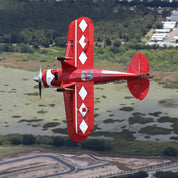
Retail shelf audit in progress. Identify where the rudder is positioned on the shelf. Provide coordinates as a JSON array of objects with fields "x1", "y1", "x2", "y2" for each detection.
[
  {"x1": 127, "y1": 78, "x2": 150, "y2": 100},
  {"x1": 127, "y1": 53, "x2": 149, "y2": 75}
]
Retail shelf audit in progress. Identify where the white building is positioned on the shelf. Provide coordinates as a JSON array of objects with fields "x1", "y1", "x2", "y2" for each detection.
[
  {"x1": 151, "y1": 33, "x2": 168, "y2": 41},
  {"x1": 154, "y1": 29, "x2": 170, "y2": 33},
  {"x1": 162, "y1": 21, "x2": 176, "y2": 29}
]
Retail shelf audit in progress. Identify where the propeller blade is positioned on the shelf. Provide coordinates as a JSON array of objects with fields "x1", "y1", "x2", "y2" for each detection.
[
  {"x1": 39, "y1": 81, "x2": 42, "y2": 98},
  {"x1": 33, "y1": 68, "x2": 43, "y2": 98}
]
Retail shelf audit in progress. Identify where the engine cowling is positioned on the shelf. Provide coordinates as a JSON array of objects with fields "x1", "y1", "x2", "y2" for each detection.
[{"x1": 42, "y1": 69, "x2": 62, "y2": 88}]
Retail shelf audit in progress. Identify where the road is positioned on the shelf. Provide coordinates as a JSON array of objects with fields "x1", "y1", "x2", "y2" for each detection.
[
  {"x1": 0, "y1": 153, "x2": 110, "y2": 178},
  {"x1": 165, "y1": 25, "x2": 178, "y2": 42},
  {"x1": 103, "y1": 161, "x2": 178, "y2": 178},
  {"x1": 1, "y1": 153, "x2": 178, "y2": 178},
  {"x1": 147, "y1": 162, "x2": 178, "y2": 176}
]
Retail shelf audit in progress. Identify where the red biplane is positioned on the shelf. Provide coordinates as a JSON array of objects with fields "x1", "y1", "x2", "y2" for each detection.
[{"x1": 33, "y1": 17, "x2": 152, "y2": 142}]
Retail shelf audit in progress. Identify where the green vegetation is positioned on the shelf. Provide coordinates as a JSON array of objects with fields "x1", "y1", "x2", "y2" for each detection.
[
  {"x1": 48, "y1": 104, "x2": 55, "y2": 107},
  {"x1": 0, "y1": 0, "x2": 157, "y2": 44},
  {"x1": 103, "y1": 119, "x2": 120, "y2": 123},
  {"x1": 120, "y1": 106, "x2": 134, "y2": 112},
  {"x1": 172, "y1": 120, "x2": 178, "y2": 134},
  {"x1": 95, "y1": 46, "x2": 178, "y2": 72},
  {"x1": 129, "y1": 116, "x2": 153, "y2": 124},
  {"x1": 11, "y1": 137, "x2": 22, "y2": 145},
  {"x1": 0, "y1": 1, "x2": 177, "y2": 72},
  {"x1": 162, "y1": 146, "x2": 177, "y2": 157},
  {"x1": 37, "y1": 109, "x2": 48, "y2": 114},
  {"x1": 156, "y1": 116, "x2": 178, "y2": 135},
  {"x1": 52, "y1": 136, "x2": 64, "y2": 147},
  {"x1": 12, "y1": 115, "x2": 21, "y2": 118},
  {"x1": 0, "y1": 133, "x2": 178, "y2": 157},
  {"x1": 120, "y1": 171, "x2": 148, "y2": 178},
  {"x1": 51, "y1": 128, "x2": 68, "y2": 134},
  {"x1": 81, "y1": 139, "x2": 112, "y2": 152},
  {"x1": 0, "y1": 146, "x2": 27, "y2": 156},
  {"x1": 43, "y1": 122, "x2": 60, "y2": 129},
  {"x1": 154, "y1": 171, "x2": 178, "y2": 178},
  {"x1": 22, "y1": 134, "x2": 36, "y2": 145},
  {"x1": 170, "y1": 136, "x2": 178, "y2": 141},
  {"x1": 91, "y1": 129, "x2": 136, "y2": 141},
  {"x1": 24, "y1": 92, "x2": 39, "y2": 96},
  {"x1": 159, "y1": 98, "x2": 178, "y2": 107},
  {"x1": 18, "y1": 118, "x2": 43, "y2": 123},
  {"x1": 157, "y1": 116, "x2": 175, "y2": 123},
  {"x1": 149, "y1": 111, "x2": 162, "y2": 117},
  {"x1": 139, "y1": 126, "x2": 172, "y2": 135}
]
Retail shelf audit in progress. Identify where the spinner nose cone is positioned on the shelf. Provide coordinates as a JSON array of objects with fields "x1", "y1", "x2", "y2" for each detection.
[
  {"x1": 33, "y1": 68, "x2": 42, "y2": 82},
  {"x1": 33, "y1": 75, "x2": 40, "y2": 82}
]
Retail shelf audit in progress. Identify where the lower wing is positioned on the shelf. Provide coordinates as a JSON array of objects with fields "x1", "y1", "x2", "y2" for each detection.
[{"x1": 63, "y1": 81, "x2": 94, "y2": 142}]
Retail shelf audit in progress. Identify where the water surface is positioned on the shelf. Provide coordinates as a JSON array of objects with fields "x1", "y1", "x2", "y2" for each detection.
[{"x1": 0, "y1": 66, "x2": 177, "y2": 142}]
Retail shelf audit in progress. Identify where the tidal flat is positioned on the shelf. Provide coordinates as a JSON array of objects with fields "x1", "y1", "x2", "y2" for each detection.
[{"x1": 0, "y1": 65, "x2": 178, "y2": 142}]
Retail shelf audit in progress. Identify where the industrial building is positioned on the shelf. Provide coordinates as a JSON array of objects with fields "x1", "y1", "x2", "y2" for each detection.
[
  {"x1": 149, "y1": 9, "x2": 178, "y2": 45},
  {"x1": 166, "y1": 9, "x2": 178, "y2": 22}
]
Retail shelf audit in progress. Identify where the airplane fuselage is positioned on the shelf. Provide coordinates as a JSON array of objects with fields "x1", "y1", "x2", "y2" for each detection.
[{"x1": 42, "y1": 68, "x2": 138, "y2": 89}]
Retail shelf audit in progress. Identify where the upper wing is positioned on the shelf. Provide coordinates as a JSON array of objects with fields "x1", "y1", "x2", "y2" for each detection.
[
  {"x1": 62, "y1": 17, "x2": 94, "y2": 71},
  {"x1": 63, "y1": 81, "x2": 94, "y2": 142}
]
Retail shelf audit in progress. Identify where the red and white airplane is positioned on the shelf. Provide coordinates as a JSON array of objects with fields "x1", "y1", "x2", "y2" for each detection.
[{"x1": 33, "y1": 17, "x2": 153, "y2": 142}]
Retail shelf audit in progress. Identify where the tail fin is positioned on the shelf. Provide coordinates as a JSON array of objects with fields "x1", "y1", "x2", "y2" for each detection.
[{"x1": 127, "y1": 53, "x2": 151, "y2": 100}]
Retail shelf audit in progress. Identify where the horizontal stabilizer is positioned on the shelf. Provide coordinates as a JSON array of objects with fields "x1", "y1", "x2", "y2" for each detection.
[{"x1": 127, "y1": 53, "x2": 150, "y2": 100}]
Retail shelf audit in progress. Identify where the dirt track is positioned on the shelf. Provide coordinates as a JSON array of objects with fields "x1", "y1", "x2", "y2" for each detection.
[{"x1": 0, "y1": 156, "x2": 68, "y2": 178}]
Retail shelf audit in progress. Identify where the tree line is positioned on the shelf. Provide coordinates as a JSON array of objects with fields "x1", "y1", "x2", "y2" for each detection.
[
  {"x1": 7, "y1": 134, "x2": 112, "y2": 152},
  {"x1": 0, "y1": 0, "x2": 157, "y2": 46},
  {"x1": 0, "y1": 134, "x2": 176, "y2": 155},
  {"x1": 119, "y1": 0, "x2": 178, "y2": 8}
]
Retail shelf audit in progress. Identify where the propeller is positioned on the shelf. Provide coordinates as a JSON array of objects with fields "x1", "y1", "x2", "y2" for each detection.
[{"x1": 33, "y1": 68, "x2": 42, "y2": 98}]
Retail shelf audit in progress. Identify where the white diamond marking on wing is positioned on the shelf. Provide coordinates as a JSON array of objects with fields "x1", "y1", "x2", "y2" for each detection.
[
  {"x1": 79, "y1": 35, "x2": 86, "y2": 48},
  {"x1": 79, "y1": 51, "x2": 87, "y2": 65},
  {"x1": 79, "y1": 86, "x2": 87, "y2": 100},
  {"x1": 79, "y1": 19, "x2": 88, "y2": 32},
  {"x1": 79, "y1": 103, "x2": 88, "y2": 117},
  {"x1": 79, "y1": 120, "x2": 88, "y2": 134}
]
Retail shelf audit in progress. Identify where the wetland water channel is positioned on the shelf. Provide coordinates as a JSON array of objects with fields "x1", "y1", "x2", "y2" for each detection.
[{"x1": 0, "y1": 65, "x2": 178, "y2": 142}]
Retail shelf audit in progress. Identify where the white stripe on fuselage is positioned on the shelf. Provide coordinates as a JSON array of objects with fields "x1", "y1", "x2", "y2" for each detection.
[{"x1": 101, "y1": 70, "x2": 132, "y2": 75}]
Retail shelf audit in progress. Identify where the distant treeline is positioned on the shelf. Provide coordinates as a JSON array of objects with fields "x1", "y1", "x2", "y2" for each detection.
[
  {"x1": 0, "y1": 0, "x2": 159, "y2": 46},
  {"x1": 119, "y1": 0, "x2": 178, "y2": 8},
  {"x1": 2, "y1": 134, "x2": 112, "y2": 152}
]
